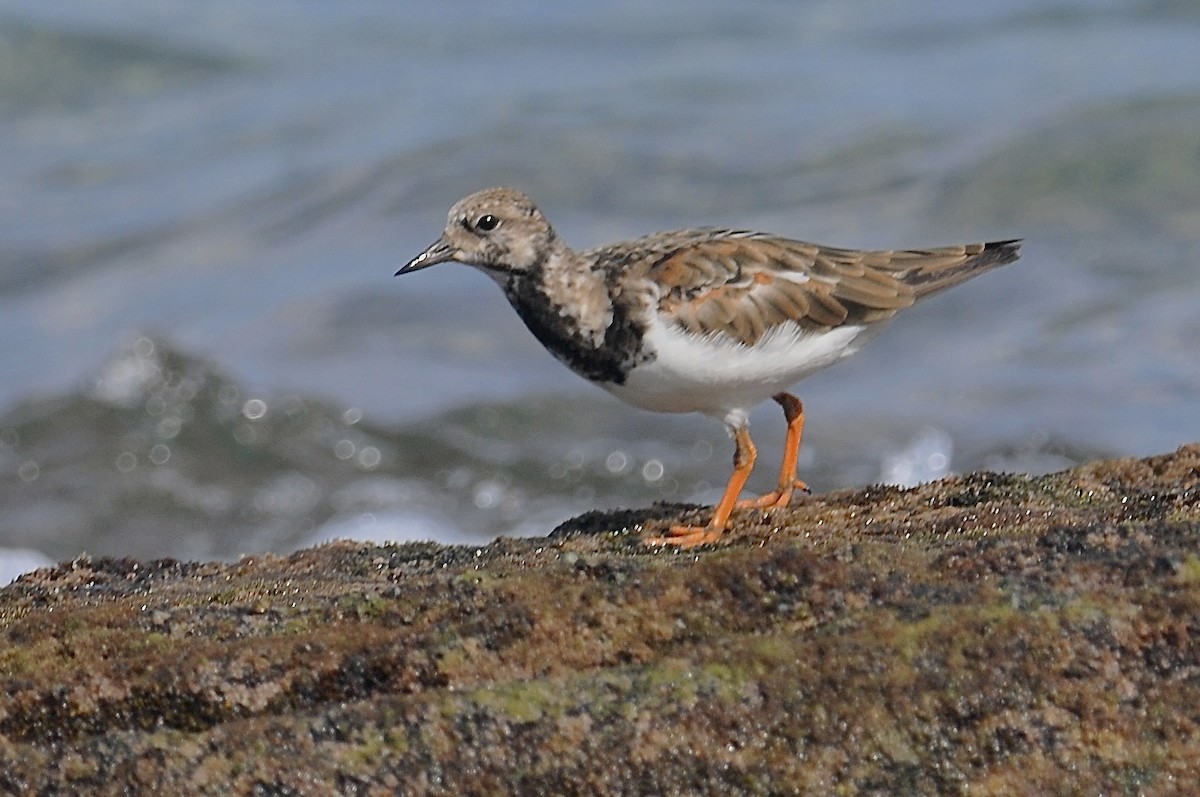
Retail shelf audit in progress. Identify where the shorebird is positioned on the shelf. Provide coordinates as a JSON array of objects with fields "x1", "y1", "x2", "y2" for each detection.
[{"x1": 398, "y1": 187, "x2": 1020, "y2": 547}]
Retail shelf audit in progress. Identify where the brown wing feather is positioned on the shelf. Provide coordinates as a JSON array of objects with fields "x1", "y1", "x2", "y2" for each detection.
[
  {"x1": 647, "y1": 235, "x2": 915, "y2": 346},
  {"x1": 892, "y1": 240, "x2": 1022, "y2": 298},
  {"x1": 610, "y1": 231, "x2": 1020, "y2": 347}
]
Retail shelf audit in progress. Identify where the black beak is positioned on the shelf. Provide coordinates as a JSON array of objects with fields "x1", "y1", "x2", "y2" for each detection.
[{"x1": 396, "y1": 237, "x2": 455, "y2": 276}]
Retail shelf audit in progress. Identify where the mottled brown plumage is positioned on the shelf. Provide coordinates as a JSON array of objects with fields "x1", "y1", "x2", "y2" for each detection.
[
  {"x1": 605, "y1": 232, "x2": 1018, "y2": 347},
  {"x1": 398, "y1": 187, "x2": 1021, "y2": 547}
]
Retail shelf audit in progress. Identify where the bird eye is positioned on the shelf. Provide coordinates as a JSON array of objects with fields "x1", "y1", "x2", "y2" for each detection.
[{"x1": 475, "y1": 214, "x2": 499, "y2": 232}]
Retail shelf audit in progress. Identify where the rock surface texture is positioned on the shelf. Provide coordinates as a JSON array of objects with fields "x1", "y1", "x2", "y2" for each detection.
[{"x1": 2, "y1": 444, "x2": 1199, "y2": 795}]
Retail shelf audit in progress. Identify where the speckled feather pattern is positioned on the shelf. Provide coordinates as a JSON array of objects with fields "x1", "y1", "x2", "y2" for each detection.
[
  {"x1": 592, "y1": 230, "x2": 1016, "y2": 347},
  {"x1": 398, "y1": 187, "x2": 1020, "y2": 545},
  {"x1": 400, "y1": 187, "x2": 1020, "y2": 416}
]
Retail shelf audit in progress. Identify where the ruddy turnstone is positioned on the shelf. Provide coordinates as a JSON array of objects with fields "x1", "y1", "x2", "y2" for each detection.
[{"x1": 398, "y1": 187, "x2": 1020, "y2": 548}]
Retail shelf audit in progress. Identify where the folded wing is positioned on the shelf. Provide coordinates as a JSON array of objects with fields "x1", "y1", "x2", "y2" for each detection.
[{"x1": 629, "y1": 233, "x2": 1019, "y2": 347}]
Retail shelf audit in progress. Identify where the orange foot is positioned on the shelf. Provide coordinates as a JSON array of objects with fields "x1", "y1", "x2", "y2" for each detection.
[
  {"x1": 644, "y1": 426, "x2": 756, "y2": 549},
  {"x1": 644, "y1": 524, "x2": 725, "y2": 549},
  {"x1": 736, "y1": 479, "x2": 811, "y2": 510},
  {"x1": 735, "y1": 393, "x2": 809, "y2": 511}
]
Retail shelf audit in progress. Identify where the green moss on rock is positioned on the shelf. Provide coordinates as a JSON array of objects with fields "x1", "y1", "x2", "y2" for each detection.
[{"x1": 0, "y1": 444, "x2": 1198, "y2": 794}]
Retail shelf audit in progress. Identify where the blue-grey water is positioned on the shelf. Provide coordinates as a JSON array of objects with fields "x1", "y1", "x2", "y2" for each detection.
[{"x1": 2, "y1": 1, "x2": 1199, "y2": 580}]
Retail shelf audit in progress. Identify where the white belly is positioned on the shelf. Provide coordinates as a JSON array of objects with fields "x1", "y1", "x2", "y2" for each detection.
[{"x1": 603, "y1": 316, "x2": 881, "y2": 425}]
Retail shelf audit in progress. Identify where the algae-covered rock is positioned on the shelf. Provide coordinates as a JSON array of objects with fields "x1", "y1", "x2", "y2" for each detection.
[{"x1": 1, "y1": 445, "x2": 1198, "y2": 795}]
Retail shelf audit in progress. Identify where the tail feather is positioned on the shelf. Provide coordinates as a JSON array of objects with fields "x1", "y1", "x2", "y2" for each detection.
[{"x1": 903, "y1": 239, "x2": 1022, "y2": 299}]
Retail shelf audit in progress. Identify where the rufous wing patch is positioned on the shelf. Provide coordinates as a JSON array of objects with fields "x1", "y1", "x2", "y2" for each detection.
[
  {"x1": 652, "y1": 237, "x2": 918, "y2": 346},
  {"x1": 635, "y1": 233, "x2": 1016, "y2": 348}
]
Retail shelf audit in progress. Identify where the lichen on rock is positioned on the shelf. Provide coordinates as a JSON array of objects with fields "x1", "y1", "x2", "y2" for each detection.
[{"x1": 1, "y1": 444, "x2": 1198, "y2": 794}]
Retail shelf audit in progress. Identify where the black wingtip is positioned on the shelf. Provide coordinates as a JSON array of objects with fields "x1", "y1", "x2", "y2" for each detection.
[
  {"x1": 984, "y1": 238, "x2": 1023, "y2": 261},
  {"x1": 903, "y1": 238, "x2": 1022, "y2": 299}
]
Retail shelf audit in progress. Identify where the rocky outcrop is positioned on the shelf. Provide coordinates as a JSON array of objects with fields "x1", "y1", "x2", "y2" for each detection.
[{"x1": 1, "y1": 444, "x2": 1198, "y2": 794}]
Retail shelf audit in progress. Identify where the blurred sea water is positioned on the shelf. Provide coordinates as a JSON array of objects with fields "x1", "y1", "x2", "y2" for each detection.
[{"x1": 2, "y1": 0, "x2": 1199, "y2": 575}]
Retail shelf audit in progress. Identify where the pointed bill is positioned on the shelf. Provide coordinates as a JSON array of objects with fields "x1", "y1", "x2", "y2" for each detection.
[{"x1": 396, "y1": 237, "x2": 455, "y2": 276}]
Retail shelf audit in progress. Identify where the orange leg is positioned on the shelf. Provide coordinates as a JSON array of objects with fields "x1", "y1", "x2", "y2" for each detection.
[
  {"x1": 737, "y1": 393, "x2": 809, "y2": 510},
  {"x1": 645, "y1": 425, "x2": 757, "y2": 548}
]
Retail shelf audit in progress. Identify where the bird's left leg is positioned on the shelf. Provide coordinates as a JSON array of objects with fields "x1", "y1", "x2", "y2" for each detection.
[
  {"x1": 646, "y1": 425, "x2": 757, "y2": 548},
  {"x1": 737, "y1": 392, "x2": 809, "y2": 509}
]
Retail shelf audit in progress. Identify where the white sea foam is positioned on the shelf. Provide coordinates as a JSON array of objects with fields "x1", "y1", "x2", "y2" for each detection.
[
  {"x1": 881, "y1": 427, "x2": 954, "y2": 488},
  {"x1": 304, "y1": 510, "x2": 480, "y2": 548},
  {"x1": 0, "y1": 548, "x2": 56, "y2": 585}
]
